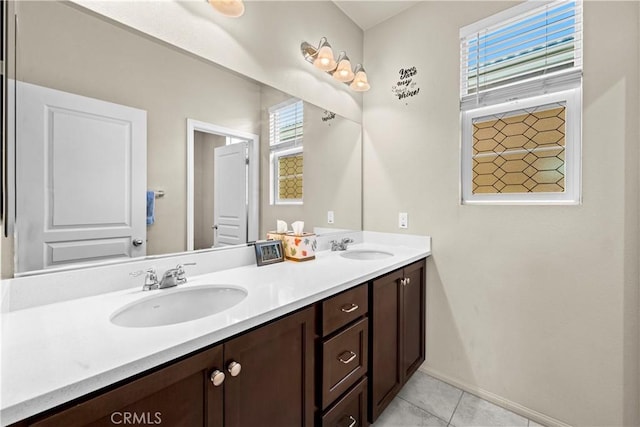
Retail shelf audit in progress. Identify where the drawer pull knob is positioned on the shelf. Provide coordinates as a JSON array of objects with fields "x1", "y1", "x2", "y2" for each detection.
[
  {"x1": 345, "y1": 415, "x2": 357, "y2": 427},
  {"x1": 337, "y1": 351, "x2": 357, "y2": 364},
  {"x1": 210, "y1": 369, "x2": 225, "y2": 386},
  {"x1": 406, "y1": 277, "x2": 411, "y2": 285},
  {"x1": 340, "y1": 303, "x2": 359, "y2": 313},
  {"x1": 228, "y1": 361, "x2": 242, "y2": 377}
]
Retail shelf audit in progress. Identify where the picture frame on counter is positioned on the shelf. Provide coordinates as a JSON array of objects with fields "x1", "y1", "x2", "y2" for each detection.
[{"x1": 254, "y1": 240, "x2": 285, "y2": 266}]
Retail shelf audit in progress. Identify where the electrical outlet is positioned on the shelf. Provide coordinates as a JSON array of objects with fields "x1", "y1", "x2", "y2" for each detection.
[
  {"x1": 399, "y1": 212, "x2": 408, "y2": 229},
  {"x1": 327, "y1": 211, "x2": 335, "y2": 224}
]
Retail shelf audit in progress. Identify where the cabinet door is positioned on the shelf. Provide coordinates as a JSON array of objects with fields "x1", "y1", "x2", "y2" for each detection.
[
  {"x1": 25, "y1": 345, "x2": 224, "y2": 427},
  {"x1": 401, "y1": 260, "x2": 426, "y2": 382},
  {"x1": 369, "y1": 269, "x2": 403, "y2": 422},
  {"x1": 224, "y1": 306, "x2": 316, "y2": 427}
]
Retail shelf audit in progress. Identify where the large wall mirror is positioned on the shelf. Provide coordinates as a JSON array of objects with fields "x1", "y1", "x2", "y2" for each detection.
[{"x1": 3, "y1": 1, "x2": 362, "y2": 276}]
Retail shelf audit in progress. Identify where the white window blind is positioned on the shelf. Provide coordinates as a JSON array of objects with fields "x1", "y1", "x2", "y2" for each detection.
[
  {"x1": 269, "y1": 99, "x2": 304, "y2": 204},
  {"x1": 460, "y1": 0, "x2": 582, "y2": 109},
  {"x1": 269, "y1": 100, "x2": 303, "y2": 147}
]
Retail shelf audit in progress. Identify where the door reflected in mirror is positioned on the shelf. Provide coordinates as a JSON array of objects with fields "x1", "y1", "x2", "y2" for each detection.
[{"x1": 188, "y1": 120, "x2": 259, "y2": 251}]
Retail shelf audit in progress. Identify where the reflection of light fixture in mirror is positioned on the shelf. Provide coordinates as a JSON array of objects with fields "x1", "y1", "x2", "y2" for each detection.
[
  {"x1": 207, "y1": 0, "x2": 245, "y2": 17},
  {"x1": 350, "y1": 64, "x2": 370, "y2": 92},
  {"x1": 300, "y1": 37, "x2": 370, "y2": 91}
]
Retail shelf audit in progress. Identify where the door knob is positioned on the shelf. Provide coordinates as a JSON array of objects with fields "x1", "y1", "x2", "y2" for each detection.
[
  {"x1": 210, "y1": 369, "x2": 225, "y2": 386},
  {"x1": 227, "y1": 361, "x2": 242, "y2": 377},
  {"x1": 132, "y1": 239, "x2": 143, "y2": 247}
]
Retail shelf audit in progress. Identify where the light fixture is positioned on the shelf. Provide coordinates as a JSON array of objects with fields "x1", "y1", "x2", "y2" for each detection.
[
  {"x1": 312, "y1": 38, "x2": 337, "y2": 72},
  {"x1": 350, "y1": 64, "x2": 371, "y2": 92},
  {"x1": 300, "y1": 37, "x2": 370, "y2": 92},
  {"x1": 207, "y1": 0, "x2": 245, "y2": 18},
  {"x1": 333, "y1": 52, "x2": 355, "y2": 83}
]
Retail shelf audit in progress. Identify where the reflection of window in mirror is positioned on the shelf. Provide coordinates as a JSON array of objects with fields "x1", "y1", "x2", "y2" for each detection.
[{"x1": 269, "y1": 100, "x2": 303, "y2": 205}]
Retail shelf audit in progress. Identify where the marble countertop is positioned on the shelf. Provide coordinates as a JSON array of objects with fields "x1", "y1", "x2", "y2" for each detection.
[{"x1": 0, "y1": 241, "x2": 429, "y2": 426}]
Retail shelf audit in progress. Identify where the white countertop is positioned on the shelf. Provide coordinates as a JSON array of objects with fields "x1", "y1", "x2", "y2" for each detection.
[{"x1": 0, "y1": 240, "x2": 429, "y2": 426}]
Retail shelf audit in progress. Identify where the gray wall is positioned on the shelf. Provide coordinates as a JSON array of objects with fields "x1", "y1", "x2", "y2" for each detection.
[
  {"x1": 72, "y1": 0, "x2": 364, "y2": 123},
  {"x1": 362, "y1": 1, "x2": 639, "y2": 425},
  {"x1": 194, "y1": 132, "x2": 226, "y2": 250}
]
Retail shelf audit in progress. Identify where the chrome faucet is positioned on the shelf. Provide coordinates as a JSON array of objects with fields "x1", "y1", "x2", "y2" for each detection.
[
  {"x1": 330, "y1": 237, "x2": 354, "y2": 251},
  {"x1": 130, "y1": 267, "x2": 159, "y2": 291},
  {"x1": 159, "y1": 263, "x2": 196, "y2": 289}
]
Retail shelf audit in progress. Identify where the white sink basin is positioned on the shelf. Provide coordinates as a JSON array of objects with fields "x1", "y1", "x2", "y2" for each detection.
[
  {"x1": 340, "y1": 250, "x2": 394, "y2": 260},
  {"x1": 111, "y1": 285, "x2": 248, "y2": 328}
]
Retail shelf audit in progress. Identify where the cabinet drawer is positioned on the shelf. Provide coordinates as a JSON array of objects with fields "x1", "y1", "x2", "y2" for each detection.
[
  {"x1": 321, "y1": 377, "x2": 368, "y2": 427},
  {"x1": 322, "y1": 284, "x2": 368, "y2": 336},
  {"x1": 321, "y1": 317, "x2": 368, "y2": 409}
]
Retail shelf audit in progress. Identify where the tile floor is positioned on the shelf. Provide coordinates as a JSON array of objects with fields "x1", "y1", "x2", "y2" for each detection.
[{"x1": 372, "y1": 371, "x2": 545, "y2": 427}]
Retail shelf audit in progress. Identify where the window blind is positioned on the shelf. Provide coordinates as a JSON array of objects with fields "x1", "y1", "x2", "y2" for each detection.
[
  {"x1": 269, "y1": 100, "x2": 303, "y2": 147},
  {"x1": 460, "y1": 0, "x2": 582, "y2": 107}
]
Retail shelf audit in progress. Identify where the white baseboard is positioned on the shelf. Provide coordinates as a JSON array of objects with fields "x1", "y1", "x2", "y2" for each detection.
[{"x1": 419, "y1": 366, "x2": 572, "y2": 427}]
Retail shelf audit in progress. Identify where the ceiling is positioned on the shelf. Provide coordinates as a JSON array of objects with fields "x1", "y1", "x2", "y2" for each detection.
[{"x1": 333, "y1": 1, "x2": 419, "y2": 31}]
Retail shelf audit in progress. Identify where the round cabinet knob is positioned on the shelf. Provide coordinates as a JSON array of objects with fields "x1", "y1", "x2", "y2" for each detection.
[
  {"x1": 227, "y1": 361, "x2": 242, "y2": 377},
  {"x1": 210, "y1": 369, "x2": 225, "y2": 386},
  {"x1": 132, "y1": 239, "x2": 143, "y2": 247}
]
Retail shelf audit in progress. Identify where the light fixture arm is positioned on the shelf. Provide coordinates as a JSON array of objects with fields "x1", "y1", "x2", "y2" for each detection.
[{"x1": 301, "y1": 37, "x2": 327, "y2": 64}]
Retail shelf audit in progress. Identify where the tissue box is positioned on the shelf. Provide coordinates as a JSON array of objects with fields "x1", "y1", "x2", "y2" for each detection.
[
  {"x1": 266, "y1": 231, "x2": 287, "y2": 241},
  {"x1": 267, "y1": 232, "x2": 317, "y2": 261}
]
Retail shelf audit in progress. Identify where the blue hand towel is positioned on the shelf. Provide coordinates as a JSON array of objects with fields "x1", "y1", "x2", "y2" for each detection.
[{"x1": 146, "y1": 191, "x2": 155, "y2": 225}]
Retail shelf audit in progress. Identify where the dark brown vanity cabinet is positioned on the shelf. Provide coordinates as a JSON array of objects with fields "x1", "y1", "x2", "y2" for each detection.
[
  {"x1": 224, "y1": 306, "x2": 316, "y2": 427},
  {"x1": 21, "y1": 345, "x2": 224, "y2": 427},
  {"x1": 12, "y1": 258, "x2": 427, "y2": 427},
  {"x1": 369, "y1": 259, "x2": 426, "y2": 422},
  {"x1": 319, "y1": 284, "x2": 369, "y2": 427},
  {"x1": 17, "y1": 306, "x2": 316, "y2": 427}
]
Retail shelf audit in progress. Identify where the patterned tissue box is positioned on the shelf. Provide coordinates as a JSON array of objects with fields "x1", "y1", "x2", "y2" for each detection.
[{"x1": 266, "y1": 232, "x2": 317, "y2": 261}]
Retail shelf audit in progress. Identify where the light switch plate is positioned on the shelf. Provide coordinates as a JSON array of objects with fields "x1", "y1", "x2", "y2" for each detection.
[
  {"x1": 399, "y1": 212, "x2": 408, "y2": 229},
  {"x1": 327, "y1": 211, "x2": 335, "y2": 224}
]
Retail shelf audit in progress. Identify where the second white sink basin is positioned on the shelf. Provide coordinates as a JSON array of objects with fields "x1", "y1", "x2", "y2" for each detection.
[
  {"x1": 340, "y1": 250, "x2": 394, "y2": 260},
  {"x1": 111, "y1": 285, "x2": 248, "y2": 328}
]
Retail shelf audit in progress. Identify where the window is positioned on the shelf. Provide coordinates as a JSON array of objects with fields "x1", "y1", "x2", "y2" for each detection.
[
  {"x1": 460, "y1": 0, "x2": 582, "y2": 204},
  {"x1": 269, "y1": 100, "x2": 303, "y2": 204}
]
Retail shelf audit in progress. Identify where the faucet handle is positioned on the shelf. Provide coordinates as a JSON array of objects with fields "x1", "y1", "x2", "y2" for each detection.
[
  {"x1": 130, "y1": 267, "x2": 156, "y2": 278},
  {"x1": 341, "y1": 237, "x2": 354, "y2": 244},
  {"x1": 176, "y1": 262, "x2": 196, "y2": 282},
  {"x1": 131, "y1": 268, "x2": 159, "y2": 291}
]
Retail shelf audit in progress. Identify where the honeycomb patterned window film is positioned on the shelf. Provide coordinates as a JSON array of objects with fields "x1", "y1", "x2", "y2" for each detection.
[
  {"x1": 278, "y1": 153, "x2": 303, "y2": 200},
  {"x1": 472, "y1": 102, "x2": 566, "y2": 194}
]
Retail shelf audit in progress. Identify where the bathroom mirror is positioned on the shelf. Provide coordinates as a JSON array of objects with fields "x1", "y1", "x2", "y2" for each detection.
[{"x1": 5, "y1": 1, "x2": 362, "y2": 275}]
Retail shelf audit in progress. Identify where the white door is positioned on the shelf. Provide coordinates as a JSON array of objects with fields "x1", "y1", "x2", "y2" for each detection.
[
  {"x1": 16, "y1": 81, "x2": 146, "y2": 273},
  {"x1": 213, "y1": 142, "x2": 248, "y2": 247}
]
